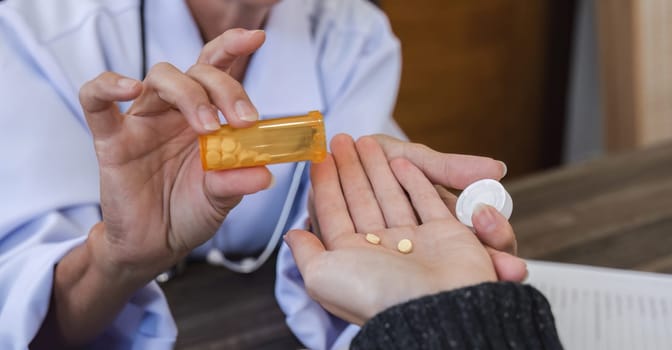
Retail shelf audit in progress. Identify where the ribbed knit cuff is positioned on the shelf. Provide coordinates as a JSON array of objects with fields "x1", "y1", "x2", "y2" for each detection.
[{"x1": 351, "y1": 282, "x2": 563, "y2": 350}]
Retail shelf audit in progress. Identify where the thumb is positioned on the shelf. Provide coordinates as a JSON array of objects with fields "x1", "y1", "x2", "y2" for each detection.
[
  {"x1": 203, "y1": 167, "x2": 273, "y2": 211},
  {"x1": 284, "y1": 229, "x2": 326, "y2": 276}
]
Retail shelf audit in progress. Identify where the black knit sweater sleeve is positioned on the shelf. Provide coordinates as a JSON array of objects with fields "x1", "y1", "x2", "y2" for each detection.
[{"x1": 351, "y1": 282, "x2": 563, "y2": 350}]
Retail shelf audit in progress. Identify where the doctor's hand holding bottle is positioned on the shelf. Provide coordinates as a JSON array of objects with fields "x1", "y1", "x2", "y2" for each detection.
[{"x1": 31, "y1": 29, "x2": 272, "y2": 348}]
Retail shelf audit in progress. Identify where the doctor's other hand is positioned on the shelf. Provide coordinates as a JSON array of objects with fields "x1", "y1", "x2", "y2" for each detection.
[
  {"x1": 79, "y1": 28, "x2": 272, "y2": 281},
  {"x1": 371, "y1": 134, "x2": 526, "y2": 281},
  {"x1": 286, "y1": 151, "x2": 497, "y2": 325}
]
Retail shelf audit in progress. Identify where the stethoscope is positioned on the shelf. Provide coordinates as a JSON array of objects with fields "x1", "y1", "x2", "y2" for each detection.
[{"x1": 140, "y1": 0, "x2": 305, "y2": 275}]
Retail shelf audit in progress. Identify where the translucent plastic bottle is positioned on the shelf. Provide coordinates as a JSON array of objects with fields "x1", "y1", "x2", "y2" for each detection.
[{"x1": 199, "y1": 110, "x2": 327, "y2": 170}]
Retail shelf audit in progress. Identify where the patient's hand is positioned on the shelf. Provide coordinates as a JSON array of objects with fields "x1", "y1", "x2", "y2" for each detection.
[
  {"x1": 306, "y1": 134, "x2": 526, "y2": 282},
  {"x1": 286, "y1": 134, "x2": 502, "y2": 325}
]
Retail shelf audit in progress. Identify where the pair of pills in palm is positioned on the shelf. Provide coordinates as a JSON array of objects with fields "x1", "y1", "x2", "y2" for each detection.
[
  {"x1": 365, "y1": 233, "x2": 413, "y2": 254},
  {"x1": 360, "y1": 180, "x2": 512, "y2": 254}
]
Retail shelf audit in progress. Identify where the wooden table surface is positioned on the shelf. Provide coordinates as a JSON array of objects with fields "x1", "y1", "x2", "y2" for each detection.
[
  {"x1": 160, "y1": 141, "x2": 672, "y2": 349},
  {"x1": 508, "y1": 141, "x2": 672, "y2": 274}
]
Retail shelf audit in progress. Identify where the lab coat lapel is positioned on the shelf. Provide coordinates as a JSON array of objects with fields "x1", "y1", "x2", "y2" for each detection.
[
  {"x1": 145, "y1": 0, "x2": 203, "y2": 74},
  {"x1": 0, "y1": 9, "x2": 86, "y2": 129},
  {"x1": 244, "y1": 0, "x2": 325, "y2": 119}
]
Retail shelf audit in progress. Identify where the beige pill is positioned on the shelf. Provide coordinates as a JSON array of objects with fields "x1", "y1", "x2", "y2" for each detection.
[
  {"x1": 365, "y1": 233, "x2": 381, "y2": 245},
  {"x1": 397, "y1": 239, "x2": 413, "y2": 254},
  {"x1": 220, "y1": 153, "x2": 237, "y2": 167},
  {"x1": 206, "y1": 137, "x2": 221, "y2": 150},
  {"x1": 237, "y1": 149, "x2": 257, "y2": 164},
  {"x1": 220, "y1": 137, "x2": 238, "y2": 153},
  {"x1": 206, "y1": 150, "x2": 221, "y2": 166},
  {"x1": 254, "y1": 153, "x2": 272, "y2": 163}
]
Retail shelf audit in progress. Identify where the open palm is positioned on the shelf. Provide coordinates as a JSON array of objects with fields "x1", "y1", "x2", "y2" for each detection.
[{"x1": 285, "y1": 135, "x2": 497, "y2": 325}]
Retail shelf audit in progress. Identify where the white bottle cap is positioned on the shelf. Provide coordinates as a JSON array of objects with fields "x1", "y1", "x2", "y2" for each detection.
[{"x1": 456, "y1": 179, "x2": 513, "y2": 228}]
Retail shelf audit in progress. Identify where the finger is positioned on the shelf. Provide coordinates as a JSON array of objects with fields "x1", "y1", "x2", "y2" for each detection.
[
  {"x1": 372, "y1": 134, "x2": 507, "y2": 189},
  {"x1": 204, "y1": 166, "x2": 273, "y2": 200},
  {"x1": 356, "y1": 136, "x2": 417, "y2": 227},
  {"x1": 472, "y1": 204, "x2": 517, "y2": 255},
  {"x1": 284, "y1": 229, "x2": 327, "y2": 277},
  {"x1": 435, "y1": 185, "x2": 458, "y2": 216},
  {"x1": 331, "y1": 134, "x2": 386, "y2": 233},
  {"x1": 311, "y1": 154, "x2": 355, "y2": 247},
  {"x1": 198, "y1": 28, "x2": 266, "y2": 70},
  {"x1": 390, "y1": 158, "x2": 453, "y2": 223},
  {"x1": 307, "y1": 189, "x2": 322, "y2": 238},
  {"x1": 487, "y1": 247, "x2": 528, "y2": 282},
  {"x1": 128, "y1": 62, "x2": 221, "y2": 133},
  {"x1": 79, "y1": 72, "x2": 142, "y2": 140},
  {"x1": 187, "y1": 63, "x2": 258, "y2": 126}
]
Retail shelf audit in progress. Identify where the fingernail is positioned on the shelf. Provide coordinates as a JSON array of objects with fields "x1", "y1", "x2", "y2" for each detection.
[
  {"x1": 235, "y1": 100, "x2": 259, "y2": 122},
  {"x1": 249, "y1": 29, "x2": 265, "y2": 35},
  {"x1": 266, "y1": 174, "x2": 276, "y2": 189},
  {"x1": 473, "y1": 203, "x2": 497, "y2": 233},
  {"x1": 117, "y1": 78, "x2": 138, "y2": 89},
  {"x1": 499, "y1": 161, "x2": 508, "y2": 178},
  {"x1": 198, "y1": 105, "x2": 221, "y2": 131}
]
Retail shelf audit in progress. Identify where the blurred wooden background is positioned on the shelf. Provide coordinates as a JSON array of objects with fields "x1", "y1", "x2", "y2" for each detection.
[
  {"x1": 597, "y1": 0, "x2": 672, "y2": 151},
  {"x1": 382, "y1": 1, "x2": 576, "y2": 178}
]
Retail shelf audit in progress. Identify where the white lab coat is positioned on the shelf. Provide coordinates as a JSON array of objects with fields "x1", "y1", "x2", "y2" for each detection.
[{"x1": 0, "y1": 0, "x2": 402, "y2": 348}]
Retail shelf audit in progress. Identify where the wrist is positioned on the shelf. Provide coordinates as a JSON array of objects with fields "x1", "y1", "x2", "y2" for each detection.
[
  {"x1": 86, "y1": 222, "x2": 159, "y2": 288},
  {"x1": 33, "y1": 222, "x2": 156, "y2": 347}
]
